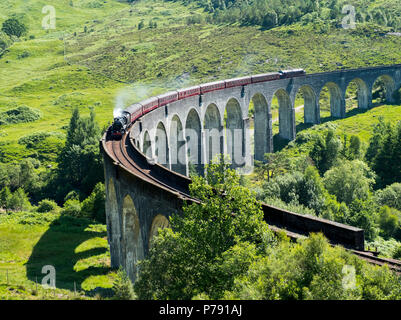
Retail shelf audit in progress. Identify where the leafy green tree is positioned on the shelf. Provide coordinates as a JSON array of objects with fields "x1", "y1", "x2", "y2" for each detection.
[
  {"x1": 367, "y1": 120, "x2": 401, "y2": 188},
  {"x1": 378, "y1": 206, "x2": 400, "y2": 239},
  {"x1": 134, "y1": 155, "x2": 274, "y2": 300},
  {"x1": 347, "y1": 198, "x2": 379, "y2": 241},
  {"x1": 61, "y1": 199, "x2": 81, "y2": 217},
  {"x1": 8, "y1": 188, "x2": 31, "y2": 212},
  {"x1": 262, "y1": 166, "x2": 327, "y2": 215},
  {"x1": 254, "y1": 151, "x2": 290, "y2": 182},
  {"x1": 299, "y1": 166, "x2": 327, "y2": 214},
  {"x1": 0, "y1": 186, "x2": 11, "y2": 211},
  {"x1": 52, "y1": 107, "x2": 103, "y2": 202},
  {"x1": 344, "y1": 135, "x2": 362, "y2": 160},
  {"x1": 310, "y1": 130, "x2": 341, "y2": 175},
  {"x1": 1, "y1": 18, "x2": 27, "y2": 38},
  {"x1": 112, "y1": 267, "x2": 136, "y2": 300},
  {"x1": 323, "y1": 160, "x2": 376, "y2": 206},
  {"x1": 365, "y1": 117, "x2": 391, "y2": 165},
  {"x1": 37, "y1": 199, "x2": 59, "y2": 213},
  {"x1": 375, "y1": 183, "x2": 401, "y2": 211},
  {"x1": 81, "y1": 182, "x2": 106, "y2": 222}
]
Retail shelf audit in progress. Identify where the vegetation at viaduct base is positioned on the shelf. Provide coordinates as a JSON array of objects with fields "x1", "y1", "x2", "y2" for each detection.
[
  {"x1": 134, "y1": 159, "x2": 401, "y2": 300},
  {"x1": 0, "y1": 0, "x2": 401, "y2": 299}
]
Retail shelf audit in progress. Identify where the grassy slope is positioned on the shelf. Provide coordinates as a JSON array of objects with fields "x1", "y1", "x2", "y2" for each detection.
[{"x1": 0, "y1": 212, "x2": 113, "y2": 300}]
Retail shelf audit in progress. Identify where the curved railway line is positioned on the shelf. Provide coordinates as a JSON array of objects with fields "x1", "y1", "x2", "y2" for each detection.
[{"x1": 102, "y1": 130, "x2": 401, "y2": 274}]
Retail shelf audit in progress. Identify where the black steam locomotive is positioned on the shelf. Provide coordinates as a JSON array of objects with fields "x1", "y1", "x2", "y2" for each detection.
[{"x1": 109, "y1": 111, "x2": 131, "y2": 139}]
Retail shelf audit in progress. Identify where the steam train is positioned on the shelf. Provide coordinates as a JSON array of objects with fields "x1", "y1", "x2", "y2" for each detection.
[{"x1": 108, "y1": 69, "x2": 306, "y2": 139}]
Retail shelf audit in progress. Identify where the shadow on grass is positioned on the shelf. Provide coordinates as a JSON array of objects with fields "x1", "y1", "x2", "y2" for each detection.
[{"x1": 25, "y1": 215, "x2": 110, "y2": 292}]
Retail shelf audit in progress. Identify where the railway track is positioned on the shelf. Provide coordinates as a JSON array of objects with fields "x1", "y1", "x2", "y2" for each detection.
[{"x1": 102, "y1": 131, "x2": 401, "y2": 274}]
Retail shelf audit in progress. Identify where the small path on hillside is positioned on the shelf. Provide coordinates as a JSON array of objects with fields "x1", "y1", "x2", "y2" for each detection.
[{"x1": 272, "y1": 104, "x2": 304, "y2": 123}]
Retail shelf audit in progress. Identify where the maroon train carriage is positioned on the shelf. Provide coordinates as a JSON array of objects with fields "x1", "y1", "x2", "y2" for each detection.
[
  {"x1": 251, "y1": 72, "x2": 281, "y2": 84},
  {"x1": 178, "y1": 86, "x2": 201, "y2": 100},
  {"x1": 141, "y1": 97, "x2": 159, "y2": 115},
  {"x1": 158, "y1": 91, "x2": 178, "y2": 107},
  {"x1": 225, "y1": 76, "x2": 252, "y2": 88},
  {"x1": 200, "y1": 80, "x2": 226, "y2": 94},
  {"x1": 125, "y1": 103, "x2": 143, "y2": 123}
]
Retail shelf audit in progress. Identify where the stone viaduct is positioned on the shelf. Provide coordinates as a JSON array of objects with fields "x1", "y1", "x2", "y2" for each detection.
[{"x1": 102, "y1": 64, "x2": 401, "y2": 282}]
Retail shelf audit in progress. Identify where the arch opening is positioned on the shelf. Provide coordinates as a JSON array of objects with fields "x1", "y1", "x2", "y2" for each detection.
[
  {"x1": 143, "y1": 131, "x2": 153, "y2": 159},
  {"x1": 170, "y1": 115, "x2": 186, "y2": 175},
  {"x1": 185, "y1": 109, "x2": 202, "y2": 175},
  {"x1": 148, "y1": 214, "x2": 170, "y2": 250},
  {"x1": 372, "y1": 75, "x2": 396, "y2": 105},
  {"x1": 204, "y1": 104, "x2": 222, "y2": 164},
  {"x1": 295, "y1": 85, "x2": 318, "y2": 125},
  {"x1": 345, "y1": 78, "x2": 369, "y2": 112},
  {"x1": 319, "y1": 82, "x2": 344, "y2": 119},
  {"x1": 224, "y1": 98, "x2": 244, "y2": 168},
  {"x1": 273, "y1": 89, "x2": 294, "y2": 141},
  {"x1": 155, "y1": 122, "x2": 170, "y2": 168}
]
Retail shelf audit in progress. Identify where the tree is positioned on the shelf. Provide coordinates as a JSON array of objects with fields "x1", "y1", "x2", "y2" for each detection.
[
  {"x1": 366, "y1": 119, "x2": 401, "y2": 188},
  {"x1": 254, "y1": 151, "x2": 290, "y2": 182},
  {"x1": 112, "y1": 267, "x2": 136, "y2": 300},
  {"x1": 53, "y1": 107, "x2": 103, "y2": 202},
  {"x1": 310, "y1": 130, "x2": 341, "y2": 175},
  {"x1": 0, "y1": 187, "x2": 11, "y2": 211},
  {"x1": 1, "y1": 18, "x2": 27, "y2": 38},
  {"x1": 365, "y1": 117, "x2": 390, "y2": 165},
  {"x1": 345, "y1": 135, "x2": 362, "y2": 160},
  {"x1": 8, "y1": 188, "x2": 31, "y2": 212},
  {"x1": 262, "y1": 166, "x2": 327, "y2": 215},
  {"x1": 81, "y1": 182, "x2": 106, "y2": 222},
  {"x1": 134, "y1": 155, "x2": 274, "y2": 300},
  {"x1": 375, "y1": 183, "x2": 401, "y2": 211},
  {"x1": 378, "y1": 206, "x2": 400, "y2": 239},
  {"x1": 323, "y1": 160, "x2": 376, "y2": 206}
]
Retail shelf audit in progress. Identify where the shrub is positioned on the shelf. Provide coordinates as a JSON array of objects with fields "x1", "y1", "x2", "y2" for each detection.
[
  {"x1": 8, "y1": 188, "x2": 31, "y2": 212},
  {"x1": 64, "y1": 190, "x2": 80, "y2": 202},
  {"x1": 18, "y1": 132, "x2": 64, "y2": 149},
  {"x1": 378, "y1": 206, "x2": 401, "y2": 239},
  {"x1": 81, "y1": 183, "x2": 105, "y2": 222},
  {"x1": 393, "y1": 246, "x2": 401, "y2": 260},
  {"x1": 375, "y1": 183, "x2": 401, "y2": 212},
  {"x1": 0, "y1": 31, "x2": 12, "y2": 52},
  {"x1": 37, "y1": 199, "x2": 59, "y2": 213},
  {"x1": 17, "y1": 51, "x2": 30, "y2": 59},
  {"x1": 0, "y1": 106, "x2": 40, "y2": 126},
  {"x1": 61, "y1": 199, "x2": 81, "y2": 217},
  {"x1": 1, "y1": 18, "x2": 27, "y2": 38},
  {"x1": 112, "y1": 267, "x2": 135, "y2": 300}
]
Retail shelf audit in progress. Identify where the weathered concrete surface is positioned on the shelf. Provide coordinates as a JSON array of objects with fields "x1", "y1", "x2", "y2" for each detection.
[{"x1": 103, "y1": 153, "x2": 183, "y2": 282}]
